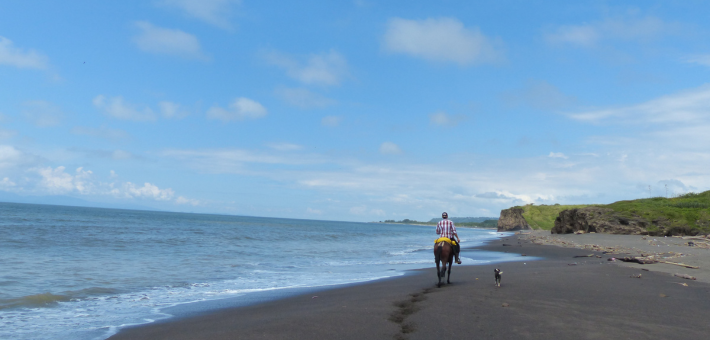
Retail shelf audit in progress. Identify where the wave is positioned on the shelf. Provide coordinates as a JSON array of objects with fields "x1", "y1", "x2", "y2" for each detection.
[{"x1": 0, "y1": 293, "x2": 71, "y2": 310}]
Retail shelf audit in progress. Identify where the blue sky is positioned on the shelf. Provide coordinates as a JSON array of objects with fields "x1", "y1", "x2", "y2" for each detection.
[{"x1": 2, "y1": 0, "x2": 710, "y2": 221}]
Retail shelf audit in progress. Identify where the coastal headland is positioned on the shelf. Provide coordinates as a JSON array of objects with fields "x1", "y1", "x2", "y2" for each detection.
[{"x1": 109, "y1": 232, "x2": 710, "y2": 340}]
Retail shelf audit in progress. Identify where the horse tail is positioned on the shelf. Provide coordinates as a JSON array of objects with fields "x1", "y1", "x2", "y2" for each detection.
[{"x1": 435, "y1": 244, "x2": 442, "y2": 264}]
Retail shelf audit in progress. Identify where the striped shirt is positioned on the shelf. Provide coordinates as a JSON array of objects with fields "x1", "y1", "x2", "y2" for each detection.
[{"x1": 436, "y1": 219, "x2": 457, "y2": 239}]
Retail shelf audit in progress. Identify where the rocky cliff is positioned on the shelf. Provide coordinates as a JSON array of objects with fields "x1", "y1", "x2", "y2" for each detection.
[
  {"x1": 551, "y1": 207, "x2": 648, "y2": 234},
  {"x1": 497, "y1": 208, "x2": 531, "y2": 232}
]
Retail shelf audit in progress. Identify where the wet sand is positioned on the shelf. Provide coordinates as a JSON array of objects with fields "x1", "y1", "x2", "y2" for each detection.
[{"x1": 109, "y1": 234, "x2": 710, "y2": 340}]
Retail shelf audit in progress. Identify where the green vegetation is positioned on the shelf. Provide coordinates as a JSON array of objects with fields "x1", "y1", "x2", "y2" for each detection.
[
  {"x1": 515, "y1": 204, "x2": 593, "y2": 230},
  {"x1": 605, "y1": 191, "x2": 710, "y2": 234},
  {"x1": 511, "y1": 190, "x2": 710, "y2": 234}
]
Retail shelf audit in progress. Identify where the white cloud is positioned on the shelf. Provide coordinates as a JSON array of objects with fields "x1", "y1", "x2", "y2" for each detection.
[
  {"x1": 429, "y1": 111, "x2": 464, "y2": 127},
  {"x1": 545, "y1": 16, "x2": 675, "y2": 47},
  {"x1": 684, "y1": 55, "x2": 710, "y2": 67},
  {"x1": 159, "y1": 0, "x2": 240, "y2": 30},
  {"x1": 0, "y1": 36, "x2": 49, "y2": 69},
  {"x1": 548, "y1": 152, "x2": 568, "y2": 159},
  {"x1": 382, "y1": 17, "x2": 502, "y2": 65},
  {"x1": 501, "y1": 81, "x2": 576, "y2": 110},
  {"x1": 93, "y1": 95, "x2": 157, "y2": 122},
  {"x1": 159, "y1": 101, "x2": 189, "y2": 119},
  {"x1": 0, "y1": 145, "x2": 23, "y2": 169},
  {"x1": 275, "y1": 87, "x2": 335, "y2": 108},
  {"x1": 267, "y1": 143, "x2": 303, "y2": 151},
  {"x1": 121, "y1": 182, "x2": 175, "y2": 201},
  {"x1": 71, "y1": 126, "x2": 129, "y2": 140},
  {"x1": 22, "y1": 100, "x2": 63, "y2": 127},
  {"x1": 0, "y1": 177, "x2": 16, "y2": 188},
  {"x1": 133, "y1": 21, "x2": 207, "y2": 60},
  {"x1": 321, "y1": 116, "x2": 342, "y2": 127},
  {"x1": 207, "y1": 97, "x2": 267, "y2": 122},
  {"x1": 568, "y1": 84, "x2": 710, "y2": 124},
  {"x1": 176, "y1": 195, "x2": 201, "y2": 206},
  {"x1": 265, "y1": 50, "x2": 348, "y2": 86},
  {"x1": 35, "y1": 166, "x2": 94, "y2": 195},
  {"x1": 379, "y1": 142, "x2": 403, "y2": 155}
]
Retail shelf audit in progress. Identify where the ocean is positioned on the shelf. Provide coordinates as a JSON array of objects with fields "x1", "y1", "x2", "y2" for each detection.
[{"x1": 0, "y1": 202, "x2": 517, "y2": 340}]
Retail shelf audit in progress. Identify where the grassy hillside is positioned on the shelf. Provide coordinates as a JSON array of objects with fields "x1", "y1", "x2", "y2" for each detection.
[
  {"x1": 512, "y1": 190, "x2": 710, "y2": 234},
  {"x1": 516, "y1": 204, "x2": 592, "y2": 230},
  {"x1": 606, "y1": 191, "x2": 710, "y2": 234}
]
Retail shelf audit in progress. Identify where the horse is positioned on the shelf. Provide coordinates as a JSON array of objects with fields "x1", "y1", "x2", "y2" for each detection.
[{"x1": 434, "y1": 240, "x2": 454, "y2": 287}]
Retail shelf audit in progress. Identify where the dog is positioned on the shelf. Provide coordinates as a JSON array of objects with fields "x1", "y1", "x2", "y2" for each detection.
[{"x1": 494, "y1": 268, "x2": 503, "y2": 287}]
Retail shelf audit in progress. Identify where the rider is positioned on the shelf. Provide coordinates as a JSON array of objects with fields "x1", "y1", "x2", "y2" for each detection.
[{"x1": 436, "y1": 212, "x2": 461, "y2": 264}]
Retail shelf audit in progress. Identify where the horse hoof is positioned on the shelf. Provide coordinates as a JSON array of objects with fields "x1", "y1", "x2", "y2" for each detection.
[{"x1": 447, "y1": 281, "x2": 451, "y2": 284}]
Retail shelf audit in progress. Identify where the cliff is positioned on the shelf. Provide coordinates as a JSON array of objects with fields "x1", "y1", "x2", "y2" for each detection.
[
  {"x1": 497, "y1": 208, "x2": 531, "y2": 232},
  {"x1": 551, "y1": 207, "x2": 648, "y2": 234}
]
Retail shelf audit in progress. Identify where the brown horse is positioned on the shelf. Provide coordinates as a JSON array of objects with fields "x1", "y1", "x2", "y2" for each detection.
[{"x1": 434, "y1": 241, "x2": 454, "y2": 287}]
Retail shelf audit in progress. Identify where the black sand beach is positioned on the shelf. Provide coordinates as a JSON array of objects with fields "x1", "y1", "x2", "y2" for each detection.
[{"x1": 110, "y1": 235, "x2": 710, "y2": 340}]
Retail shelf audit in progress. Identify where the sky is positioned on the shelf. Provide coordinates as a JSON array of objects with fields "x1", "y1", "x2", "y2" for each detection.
[{"x1": 2, "y1": 0, "x2": 710, "y2": 222}]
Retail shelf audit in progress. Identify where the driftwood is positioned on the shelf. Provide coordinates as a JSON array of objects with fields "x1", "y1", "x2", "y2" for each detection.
[
  {"x1": 658, "y1": 261, "x2": 699, "y2": 269},
  {"x1": 616, "y1": 257, "x2": 658, "y2": 264},
  {"x1": 674, "y1": 273, "x2": 697, "y2": 280},
  {"x1": 574, "y1": 254, "x2": 595, "y2": 258}
]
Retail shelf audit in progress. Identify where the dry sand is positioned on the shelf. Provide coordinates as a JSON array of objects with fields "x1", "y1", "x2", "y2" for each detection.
[{"x1": 109, "y1": 233, "x2": 710, "y2": 340}]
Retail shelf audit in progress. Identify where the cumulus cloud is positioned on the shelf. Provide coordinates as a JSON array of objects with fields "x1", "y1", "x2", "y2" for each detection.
[
  {"x1": 93, "y1": 95, "x2": 157, "y2": 121},
  {"x1": 275, "y1": 87, "x2": 335, "y2": 108},
  {"x1": 207, "y1": 97, "x2": 267, "y2": 122},
  {"x1": 133, "y1": 21, "x2": 207, "y2": 60},
  {"x1": 501, "y1": 81, "x2": 576, "y2": 110},
  {"x1": 382, "y1": 17, "x2": 503, "y2": 65},
  {"x1": 379, "y1": 142, "x2": 403, "y2": 155},
  {"x1": 71, "y1": 126, "x2": 129, "y2": 140},
  {"x1": 22, "y1": 100, "x2": 63, "y2": 127},
  {"x1": 429, "y1": 111, "x2": 464, "y2": 127},
  {"x1": 265, "y1": 50, "x2": 348, "y2": 86},
  {"x1": 121, "y1": 182, "x2": 175, "y2": 200},
  {"x1": 34, "y1": 166, "x2": 94, "y2": 195},
  {"x1": 321, "y1": 115, "x2": 342, "y2": 127},
  {"x1": 545, "y1": 16, "x2": 677, "y2": 47},
  {"x1": 0, "y1": 36, "x2": 49, "y2": 69},
  {"x1": 159, "y1": 0, "x2": 240, "y2": 30}
]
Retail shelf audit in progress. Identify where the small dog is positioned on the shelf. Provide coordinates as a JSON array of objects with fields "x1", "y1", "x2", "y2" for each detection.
[{"x1": 494, "y1": 268, "x2": 503, "y2": 287}]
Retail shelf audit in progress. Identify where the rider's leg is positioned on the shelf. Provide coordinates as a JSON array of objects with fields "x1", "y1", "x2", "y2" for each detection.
[{"x1": 454, "y1": 242, "x2": 461, "y2": 264}]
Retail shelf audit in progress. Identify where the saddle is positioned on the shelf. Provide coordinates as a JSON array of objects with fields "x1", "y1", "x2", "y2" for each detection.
[{"x1": 434, "y1": 237, "x2": 457, "y2": 246}]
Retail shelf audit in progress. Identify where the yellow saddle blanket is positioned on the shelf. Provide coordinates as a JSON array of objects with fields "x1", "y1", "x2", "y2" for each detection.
[{"x1": 434, "y1": 237, "x2": 457, "y2": 246}]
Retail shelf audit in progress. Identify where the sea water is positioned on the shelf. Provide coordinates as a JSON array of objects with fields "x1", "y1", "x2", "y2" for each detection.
[{"x1": 0, "y1": 202, "x2": 516, "y2": 340}]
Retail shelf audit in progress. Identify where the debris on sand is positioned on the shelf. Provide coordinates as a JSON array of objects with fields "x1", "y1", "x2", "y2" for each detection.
[
  {"x1": 630, "y1": 274, "x2": 642, "y2": 278},
  {"x1": 501, "y1": 303, "x2": 510, "y2": 307},
  {"x1": 674, "y1": 273, "x2": 697, "y2": 280}
]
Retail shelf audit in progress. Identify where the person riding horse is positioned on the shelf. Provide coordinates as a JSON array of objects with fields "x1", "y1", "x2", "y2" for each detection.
[{"x1": 436, "y1": 212, "x2": 461, "y2": 264}]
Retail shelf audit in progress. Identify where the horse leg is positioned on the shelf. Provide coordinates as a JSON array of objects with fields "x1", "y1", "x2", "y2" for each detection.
[
  {"x1": 447, "y1": 258, "x2": 453, "y2": 284},
  {"x1": 435, "y1": 245, "x2": 442, "y2": 287}
]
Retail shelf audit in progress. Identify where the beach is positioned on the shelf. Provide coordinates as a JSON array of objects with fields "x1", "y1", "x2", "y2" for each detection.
[{"x1": 109, "y1": 232, "x2": 710, "y2": 340}]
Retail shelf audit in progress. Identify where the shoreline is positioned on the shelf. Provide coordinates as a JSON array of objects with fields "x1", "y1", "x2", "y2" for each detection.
[{"x1": 109, "y1": 233, "x2": 710, "y2": 339}]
